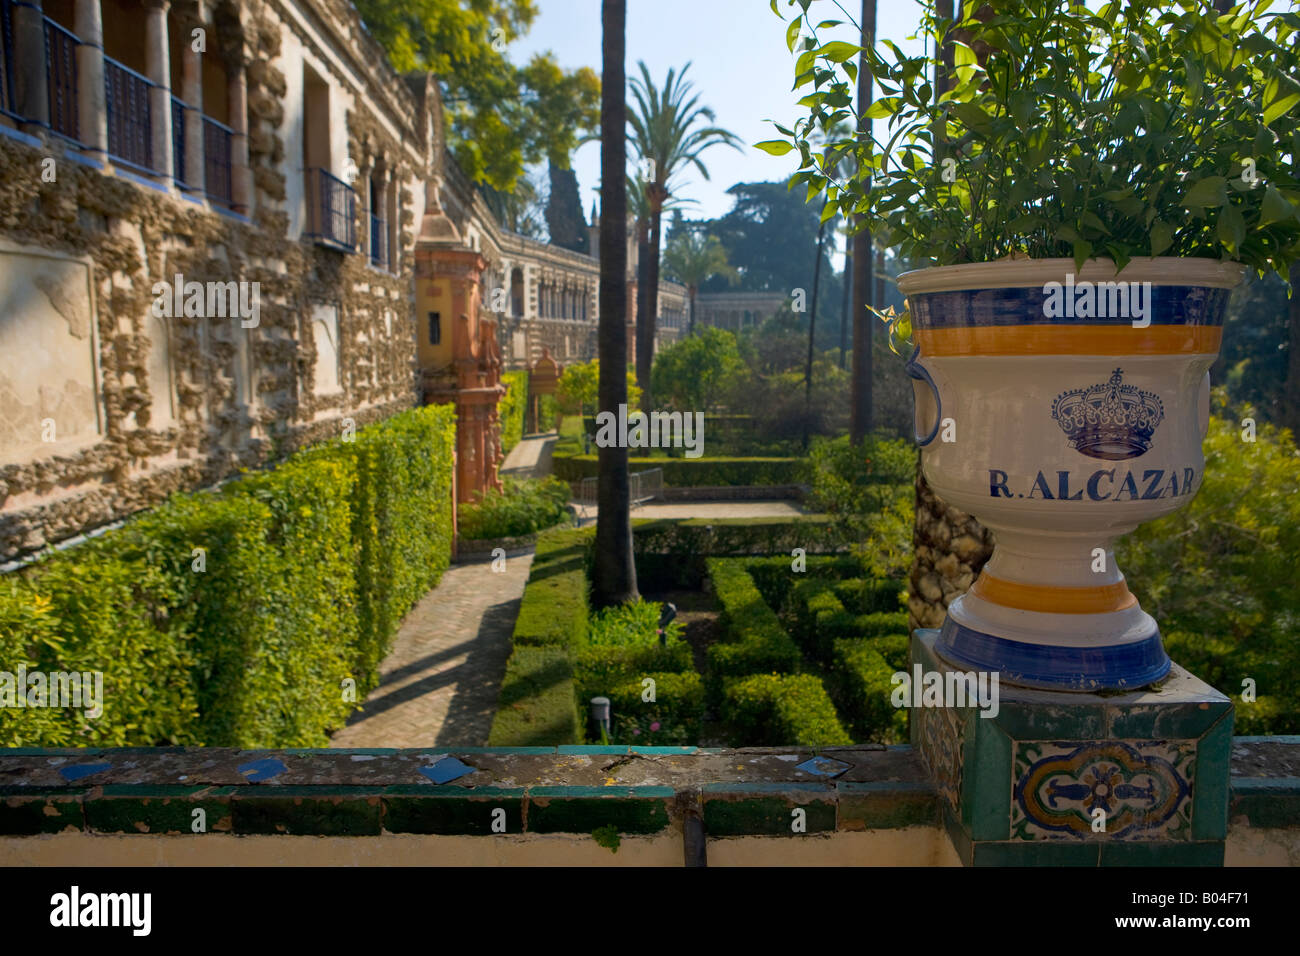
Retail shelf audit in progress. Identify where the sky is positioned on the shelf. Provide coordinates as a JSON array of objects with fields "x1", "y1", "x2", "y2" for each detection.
[{"x1": 510, "y1": 0, "x2": 933, "y2": 245}]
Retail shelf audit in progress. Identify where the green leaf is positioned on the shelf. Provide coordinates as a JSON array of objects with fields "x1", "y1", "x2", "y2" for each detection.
[
  {"x1": 1149, "y1": 221, "x2": 1173, "y2": 257},
  {"x1": 864, "y1": 97, "x2": 901, "y2": 119},
  {"x1": 754, "y1": 140, "x2": 795, "y2": 156},
  {"x1": 819, "y1": 41, "x2": 862, "y2": 64},
  {"x1": 1259, "y1": 185, "x2": 1299, "y2": 227},
  {"x1": 786, "y1": 15, "x2": 802, "y2": 54},
  {"x1": 1262, "y1": 73, "x2": 1300, "y2": 125},
  {"x1": 1218, "y1": 204, "x2": 1245, "y2": 252},
  {"x1": 1181, "y1": 176, "x2": 1229, "y2": 208}
]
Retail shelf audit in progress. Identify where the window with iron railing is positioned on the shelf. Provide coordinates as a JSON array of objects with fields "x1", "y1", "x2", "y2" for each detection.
[
  {"x1": 203, "y1": 115, "x2": 234, "y2": 206},
  {"x1": 1, "y1": 0, "x2": 18, "y2": 121},
  {"x1": 171, "y1": 96, "x2": 187, "y2": 185},
  {"x1": 305, "y1": 166, "x2": 357, "y2": 250},
  {"x1": 43, "y1": 16, "x2": 79, "y2": 141},
  {"x1": 370, "y1": 213, "x2": 388, "y2": 269},
  {"x1": 104, "y1": 56, "x2": 153, "y2": 172}
]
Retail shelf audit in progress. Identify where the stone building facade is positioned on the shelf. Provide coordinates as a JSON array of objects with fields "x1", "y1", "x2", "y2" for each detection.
[{"x1": 0, "y1": 0, "x2": 689, "y2": 558}]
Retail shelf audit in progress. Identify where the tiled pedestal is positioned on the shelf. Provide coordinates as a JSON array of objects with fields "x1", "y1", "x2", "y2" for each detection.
[{"x1": 912, "y1": 629, "x2": 1233, "y2": 866}]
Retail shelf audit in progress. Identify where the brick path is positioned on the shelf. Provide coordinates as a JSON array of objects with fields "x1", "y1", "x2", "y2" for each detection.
[{"x1": 329, "y1": 553, "x2": 533, "y2": 748}]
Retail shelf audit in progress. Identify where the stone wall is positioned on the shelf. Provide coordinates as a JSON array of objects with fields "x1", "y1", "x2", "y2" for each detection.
[
  {"x1": 0, "y1": 0, "x2": 429, "y2": 562},
  {"x1": 907, "y1": 465, "x2": 995, "y2": 632}
]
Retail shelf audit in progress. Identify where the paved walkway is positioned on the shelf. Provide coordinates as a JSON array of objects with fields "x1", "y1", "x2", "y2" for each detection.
[
  {"x1": 329, "y1": 553, "x2": 533, "y2": 748},
  {"x1": 501, "y1": 432, "x2": 555, "y2": 480}
]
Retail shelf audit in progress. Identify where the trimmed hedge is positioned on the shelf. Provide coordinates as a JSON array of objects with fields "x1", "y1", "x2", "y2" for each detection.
[
  {"x1": 607, "y1": 671, "x2": 705, "y2": 746},
  {"x1": 0, "y1": 405, "x2": 457, "y2": 748},
  {"x1": 553, "y1": 450, "x2": 806, "y2": 487},
  {"x1": 831, "y1": 638, "x2": 909, "y2": 744},
  {"x1": 722, "y1": 673, "x2": 852, "y2": 747},
  {"x1": 706, "y1": 558, "x2": 802, "y2": 683},
  {"x1": 633, "y1": 518, "x2": 840, "y2": 590},
  {"x1": 489, "y1": 645, "x2": 582, "y2": 746},
  {"x1": 508, "y1": 529, "x2": 590, "y2": 648},
  {"x1": 834, "y1": 578, "x2": 905, "y2": 615},
  {"x1": 488, "y1": 527, "x2": 594, "y2": 746},
  {"x1": 499, "y1": 370, "x2": 529, "y2": 454}
]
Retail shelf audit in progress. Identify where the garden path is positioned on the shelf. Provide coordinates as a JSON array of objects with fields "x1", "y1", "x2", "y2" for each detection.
[{"x1": 329, "y1": 552, "x2": 533, "y2": 748}]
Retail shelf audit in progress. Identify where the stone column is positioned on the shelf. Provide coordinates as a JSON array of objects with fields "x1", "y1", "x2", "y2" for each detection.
[
  {"x1": 378, "y1": 164, "x2": 392, "y2": 269},
  {"x1": 11, "y1": 0, "x2": 50, "y2": 132},
  {"x1": 144, "y1": 0, "x2": 172, "y2": 183},
  {"x1": 179, "y1": 19, "x2": 204, "y2": 190},
  {"x1": 75, "y1": 0, "x2": 107, "y2": 156},
  {"x1": 227, "y1": 59, "x2": 251, "y2": 214}
]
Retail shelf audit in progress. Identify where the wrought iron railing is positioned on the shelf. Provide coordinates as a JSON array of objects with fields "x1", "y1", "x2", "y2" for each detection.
[
  {"x1": 1, "y1": 0, "x2": 17, "y2": 120},
  {"x1": 369, "y1": 213, "x2": 387, "y2": 268},
  {"x1": 43, "y1": 16, "x2": 79, "y2": 140},
  {"x1": 171, "y1": 96, "x2": 187, "y2": 185},
  {"x1": 104, "y1": 55, "x2": 153, "y2": 171},
  {"x1": 203, "y1": 114, "x2": 233, "y2": 206},
  {"x1": 305, "y1": 166, "x2": 356, "y2": 249}
]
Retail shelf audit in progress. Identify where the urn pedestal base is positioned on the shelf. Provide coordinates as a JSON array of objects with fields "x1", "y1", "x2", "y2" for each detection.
[{"x1": 911, "y1": 629, "x2": 1233, "y2": 866}]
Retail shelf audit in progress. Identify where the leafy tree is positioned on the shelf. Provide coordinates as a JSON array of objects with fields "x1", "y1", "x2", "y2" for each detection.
[
  {"x1": 698, "y1": 182, "x2": 844, "y2": 338},
  {"x1": 627, "y1": 61, "x2": 741, "y2": 405},
  {"x1": 354, "y1": 0, "x2": 599, "y2": 190},
  {"x1": 546, "y1": 162, "x2": 589, "y2": 253},
  {"x1": 556, "y1": 359, "x2": 641, "y2": 418},
  {"x1": 1213, "y1": 271, "x2": 1291, "y2": 422},
  {"x1": 482, "y1": 168, "x2": 547, "y2": 238},
  {"x1": 660, "y1": 217, "x2": 737, "y2": 334},
  {"x1": 650, "y1": 327, "x2": 745, "y2": 412},
  {"x1": 1117, "y1": 391, "x2": 1300, "y2": 733}
]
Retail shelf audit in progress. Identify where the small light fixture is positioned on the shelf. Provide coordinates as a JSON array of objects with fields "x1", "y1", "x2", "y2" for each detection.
[
  {"x1": 590, "y1": 696, "x2": 611, "y2": 736},
  {"x1": 658, "y1": 602, "x2": 677, "y2": 647}
]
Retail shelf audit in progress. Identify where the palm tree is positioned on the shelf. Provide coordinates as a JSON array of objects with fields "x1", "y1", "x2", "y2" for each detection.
[
  {"x1": 627, "y1": 61, "x2": 740, "y2": 406},
  {"x1": 661, "y1": 219, "x2": 736, "y2": 335},
  {"x1": 592, "y1": 0, "x2": 639, "y2": 608},
  {"x1": 628, "y1": 175, "x2": 695, "y2": 365}
]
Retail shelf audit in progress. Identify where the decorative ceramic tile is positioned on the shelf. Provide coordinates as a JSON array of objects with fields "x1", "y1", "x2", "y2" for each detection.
[
  {"x1": 1011, "y1": 740, "x2": 1195, "y2": 841},
  {"x1": 795, "y1": 755, "x2": 851, "y2": 778},
  {"x1": 917, "y1": 704, "x2": 965, "y2": 813}
]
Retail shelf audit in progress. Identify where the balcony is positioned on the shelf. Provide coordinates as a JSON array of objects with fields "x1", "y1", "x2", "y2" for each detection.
[
  {"x1": 203, "y1": 114, "x2": 234, "y2": 207},
  {"x1": 103, "y1": 56, "x2": 154, "y2": 173},
  {"x1": 305, "y1": 166, "x2": 356, "y2": 250},
  {"x1": 43, "y1": 16, "x2": 79, "y2": 141}
]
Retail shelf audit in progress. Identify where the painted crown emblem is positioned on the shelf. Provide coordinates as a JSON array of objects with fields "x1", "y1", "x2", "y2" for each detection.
[{"x1": 1051, "y1": 368, "x2": 1164, "y2": 461}]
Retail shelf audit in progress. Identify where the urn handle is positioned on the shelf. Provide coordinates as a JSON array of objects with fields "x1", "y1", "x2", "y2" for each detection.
[{"x1": 906, "y1": 345, "x2": 942, "y2": 447}]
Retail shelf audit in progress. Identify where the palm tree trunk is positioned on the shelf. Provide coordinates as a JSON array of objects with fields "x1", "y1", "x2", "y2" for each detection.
[
  {"x1": 839, "y1": 245, "x2": 851, "y2": 369},
  {"x1": 805, "y1": 208, "x2": 828, "y2": 448},
  {"x1": 593, "y1": 0, "x2": 638, "y2": 608},
  {"x1": 849, "y1": 0, "x2": 876, "y2": 445},
  {"x1": 635, "y1": 218, "x2": 650, "y2": 397},
  {"x1": 1287, "y1": 260, "x2": 1300, "y2": 435},
  {"x1": 638, "y1": 202, "x2": 664, "y2": 408}
]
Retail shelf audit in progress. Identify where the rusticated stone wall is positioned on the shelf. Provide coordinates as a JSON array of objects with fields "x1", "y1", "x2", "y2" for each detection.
[
  {"x1": 0, "y1": 0, "x2": 429, "y2": 562},
  {"x1": 908, "y1": 465, "x2": 995, "y2": 632}
]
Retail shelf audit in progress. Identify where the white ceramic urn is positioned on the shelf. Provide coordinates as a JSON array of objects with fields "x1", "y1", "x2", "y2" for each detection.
[{"x1": 897, "y1": 257, "x2": 1245, "y2": 691}]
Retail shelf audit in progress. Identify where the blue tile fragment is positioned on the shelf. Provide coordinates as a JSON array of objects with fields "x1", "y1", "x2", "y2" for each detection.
[
  {"x1": 238, "y1": 757, "x2": 288, "y2": 782},
  {"x1": 795, "y1": 755, "x2": 852, "y2": 778},
  {"x1": 58, "y1": 762, "x2": 112, "y2": 782},
  {"x1": 419, "y1": 756, "x2": 476, "y2": 784}
]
